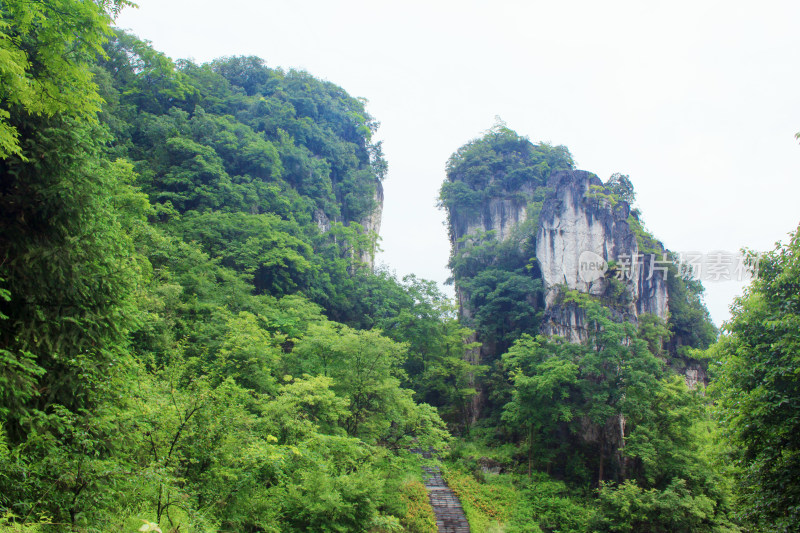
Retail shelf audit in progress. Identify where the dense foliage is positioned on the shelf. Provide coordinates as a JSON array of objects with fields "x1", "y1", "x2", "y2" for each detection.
[
  {"x1": 0, "y1": 6, "x2": 474, "y2": 531},
  {"x1": 96, "y1": 29, "x2": 389, "y2": 317},
  {"x1": 0, "y1": 2, "x2": 795, "y2": 531},
  {"x1": 429, "y1": 290, "x2": 735, "y2": 532},
  {"x1": 500, "y1": 294, "x2": 734, "y2": 531},
  {"x1": 440, "y1": 123, "x2": 573, "y2": 217},
  {"x1": 711, "y1": 228, "x2": 800, "y2": 532}
]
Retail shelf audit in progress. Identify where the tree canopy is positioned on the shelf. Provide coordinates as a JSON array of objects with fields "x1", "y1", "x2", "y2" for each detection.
[{"x1": 712, "y1": 228, "x2": 800, "y2": 531}]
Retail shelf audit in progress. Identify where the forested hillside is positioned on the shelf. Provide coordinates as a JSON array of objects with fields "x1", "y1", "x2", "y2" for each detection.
[
  {"x1": 1, "y1": 2, "x2": 799, "y2": 532},
  {"x1": 0, "y1": 3, "x2": 477, "y2": 530}
]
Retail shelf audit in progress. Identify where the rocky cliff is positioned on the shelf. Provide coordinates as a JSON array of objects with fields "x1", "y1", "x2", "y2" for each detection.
[
  {"x1": 446, "y1": 167, "x2": 715, "y2": 389},
  {"x1": 359, "y1": 181, "x2": 384, "y2": 268},
  {"x1": 312, "y1": 180, "x2": 384, "y2": 270},
  {"x1": 450, "y1": 185, "x2": 535, "y2": 249},
  {"x1": 449, "y1": 169, "x2": 670, "y2": 344},
  {"x1": 442, "y1": 129, "x2": 716, "y2": 397},
  {"x1": 535, "y1": 170, "x2": 669, "y2": 342}
]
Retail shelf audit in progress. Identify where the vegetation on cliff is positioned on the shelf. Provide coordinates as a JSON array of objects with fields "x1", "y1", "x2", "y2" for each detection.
[
  {"x1": 440, "y1": 123, "x2": 573, "y2": 218},
  {"x1": 438, "y1": 126, "x2": 742, "y2": 531},
  {"x1": 1, "y1": 2, "x2": 797, "y2": 531},
  {"x1": 0, "y1": 5, "x2": 471, "y2": 530},
  {"x1": 439, "y1": 125, "x2": 575, "y2": 366}
]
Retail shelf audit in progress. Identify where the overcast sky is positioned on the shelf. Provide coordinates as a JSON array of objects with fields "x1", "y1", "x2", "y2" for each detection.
[{"x1": 115, "y1": 0, "x2": 800, "y2": 326}]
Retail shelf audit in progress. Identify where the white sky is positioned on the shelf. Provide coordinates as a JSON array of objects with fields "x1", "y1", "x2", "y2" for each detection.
[{"x1": 115, "y1": 0, "x2": 800, "y2": 327}]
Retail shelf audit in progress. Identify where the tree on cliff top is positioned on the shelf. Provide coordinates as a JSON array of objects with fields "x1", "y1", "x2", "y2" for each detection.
[{"x1": 439, "y1": 124, "x2": 574, "y2": 213}]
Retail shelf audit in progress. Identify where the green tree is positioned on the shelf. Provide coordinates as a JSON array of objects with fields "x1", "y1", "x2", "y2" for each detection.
[
  {"x1": 289, "y1": 321, "x2": 449, "y2": 447},
  {"x1": 290, "y1": 322, "x2": 407, "y2": 439},
  {"x1": 605, "y1": 173, "x2": 636, "y2": 205},
  {"x1": 376, "y1": 275, "x2": 484, "y2": 429},
  {"x1": 501, "y1": 292, "x2": 663, "y2": 483},
  {"x1": 0, "y1": 118, "x2": 145, "y2": 424},
  {"x1": 501, "y1": 334, "x2": 580, "y2": 475},
  {"x1": 0, "y1": 0, "x2": 131, "y2": 158},
  {"x1": 711, "y1": 228, "x2": 800, "y2": 531}
]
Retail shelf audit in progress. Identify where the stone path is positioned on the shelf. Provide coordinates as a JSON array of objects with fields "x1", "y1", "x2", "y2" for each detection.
[
  {"x1": 422, "y1": 464, "x2": 470, "y2": 533},
  {"x1": 413, "y1": 448, "x2": 470, "y2": 533}
]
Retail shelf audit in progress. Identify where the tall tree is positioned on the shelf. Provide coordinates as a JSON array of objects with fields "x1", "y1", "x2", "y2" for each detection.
[
  {"x1": 0, "y1": 0, "x2": 130, "y2": 157},
  {"x1": 712, "y1": 227, "x2": 800, "y2": 531}
]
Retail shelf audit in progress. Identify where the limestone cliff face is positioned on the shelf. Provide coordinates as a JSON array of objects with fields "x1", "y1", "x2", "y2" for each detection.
[
  {"x1": 536, "y1": 171, "x2": 637, "y2": 308},
  {"x1": 313, "y1": 181, "x2": 384, "y2": 270},
  {"x1": 449, "y1": 169, "x2": 671, "y2": 344},
  {"x1": 450, "y1": 188, "x2": 533, "y2": 250},
  {"x1": 635, "y1": 249, "x2": 669, "y2": 319},
  {"x1": 448, "y1": 167, "x2": 681, "y2": 365},
  {"x1": 535, "y1": 170, "x2": 669, "y2": 341},
  {"x1": 449, "y1": 182, "x2": 537, "y2": 365},
  {"x1": 359, "y1": 181, "x2": 384, "y2": 269},
  {"x1": 361, "y1": 181, "x2": 384, "y2": 239},
  {"x1": 313, "y1": 209, "x2": 331, "y2": 233}
]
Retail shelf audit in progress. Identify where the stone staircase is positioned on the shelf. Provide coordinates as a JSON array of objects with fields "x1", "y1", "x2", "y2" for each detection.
[
  {"x1": 422, "y1": 465, "x2": 470, "y2": 533},
  {"x1": 412, "y1": 448, "x2": 470, "y2": 533}
]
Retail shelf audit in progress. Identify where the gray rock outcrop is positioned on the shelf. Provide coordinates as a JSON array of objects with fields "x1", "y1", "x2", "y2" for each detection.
[
  {"x1": 450, "y1": 187, "x2": 533, "y2": 250},
  {"x1": 312, "y1": 180, "x2": 384, "y2": 270},
  {"x1": 359, "y1": 181, "x2": 384, "y2": 269},
  {"x1": 535, "y1": 170, "x2": 669, "y2": 341}
]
